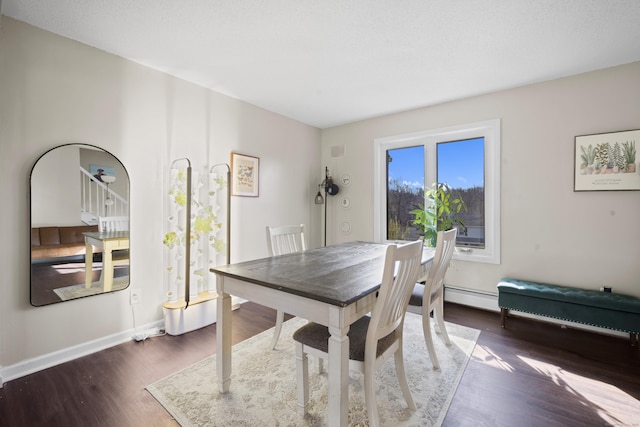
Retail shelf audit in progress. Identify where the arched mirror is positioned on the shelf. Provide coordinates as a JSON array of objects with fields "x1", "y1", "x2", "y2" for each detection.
[{"x1": 30, "y1": 144, "x2": 130, "y2": 306}]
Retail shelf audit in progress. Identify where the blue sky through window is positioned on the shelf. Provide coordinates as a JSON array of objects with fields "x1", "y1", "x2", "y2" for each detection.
[
  {"x1": 388, "y1": 137, "x2": 484, "y2": 190},
  {"x1": 388, "y1": 145, "x2": 424, "y2": 189},
  {"x1": 438, "y1": 137, "x2": 484, "y2": 189}
]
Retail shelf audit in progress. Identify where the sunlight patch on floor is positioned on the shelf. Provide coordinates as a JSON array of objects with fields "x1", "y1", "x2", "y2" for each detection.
[
  {"x1": 52, "y1": 262, "x2": 101, "y2": 274},
  {"x1": 518, "y1": 355, "x2": 640, "y2": 426},
  {"x1": 472, "y1": 344, "x2": 514, "y2": 372}
]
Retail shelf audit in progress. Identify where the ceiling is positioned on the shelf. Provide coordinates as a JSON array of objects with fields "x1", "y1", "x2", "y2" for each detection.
[{"x1": 3, "y1": 1, "x2": 640, "y2": 129}]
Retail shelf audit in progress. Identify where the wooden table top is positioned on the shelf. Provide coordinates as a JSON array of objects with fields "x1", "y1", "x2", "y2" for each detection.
[
  {"x1": 211, "y1": 241, "x2": 433, "y2": 307},
  {"x1": 82, "y1": 231, "x2": 129, "y2": 240}
]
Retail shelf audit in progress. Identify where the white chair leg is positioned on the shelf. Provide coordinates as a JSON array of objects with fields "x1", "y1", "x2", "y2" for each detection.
[
  {"x1": 317, "y1": 357, "x2": 324, "y2": 374},
  {"x1": 435, "y1": 299, "x2": 451, "y2": 345},
  {"x1": 271, "y1": 310, "x2": 285, "y2": 349},
  {"x1": 422, "y1": 305, "x2": 440, "y2": 370},
  {"x1": 394, "y1": 346, "x2": 416, "y2": 411},
  {"x1": 433, "y1": 313, "x2": 442, "y2": 335},
  {"x1": 432, "y1": 294, "x2": 443, "y2": 335},
  {"x1": 295, "y1": 342, "x2": 309, "y2": 416},
  {"x1": 363, "y1": 361, "x2": 381, "y2": 427}
]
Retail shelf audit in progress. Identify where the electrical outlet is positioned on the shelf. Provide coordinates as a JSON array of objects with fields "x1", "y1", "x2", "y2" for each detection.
[{"x1": 130, "y1": 288, "x2": 141, "y2": 305}]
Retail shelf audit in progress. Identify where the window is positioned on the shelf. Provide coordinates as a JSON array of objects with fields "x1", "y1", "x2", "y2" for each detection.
[
  {"x1": 437, "y1": 137, "x2": 485, "y2": 248},
  {"x1": 374, "y1": 119, "x2": 501, "y2": 264}
]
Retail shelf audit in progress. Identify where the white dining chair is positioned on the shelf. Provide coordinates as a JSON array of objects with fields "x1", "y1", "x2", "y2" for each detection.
[
  {"x1": 266, "y1": 224, "x2": 306, "y2": 349},
  {"x1": 97, "y1": 215, "x2": 130, "y2": 262},
  {"x1": 408, "y1": 228, "x2": 457, "y2": 370},
  {"x1": 292, "y1": 240, "x2": 423, "y2": 426},
  {"x1": 98, "y1": 216, "x2": 129, "y2": 232}
]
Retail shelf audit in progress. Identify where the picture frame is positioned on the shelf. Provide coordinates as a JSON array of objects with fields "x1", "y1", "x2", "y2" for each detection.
[
  {"x1": 89, "y1": 164, "x2": 116, "y2": 183},
  {"x1": 231, "y1": 152, "x2": 260, "y2": 197},
  {"x1": 574, "y1": 129, "x2": 640, "y2": 191}
]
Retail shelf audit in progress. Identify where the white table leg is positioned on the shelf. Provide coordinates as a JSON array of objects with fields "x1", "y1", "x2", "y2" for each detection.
[
  {"x1": 102, "y1": 243, "x2": 114, "y2": 292},
  {"x1": 85, "y1": 243, "x2": 93, "y2": 289},
  {"x1": 328, "y1": 319, "x2": 349, "y2": 426},
  {"x1": 295, "y1": 342, "x2": 309, "y2": 416},
  {"x1": 216, "y1": 275, "x2": 232, "y2": 393}
]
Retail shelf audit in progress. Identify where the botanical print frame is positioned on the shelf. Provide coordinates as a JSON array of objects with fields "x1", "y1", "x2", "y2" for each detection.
[
  {"x1": 574, "y1": 129, "x2": 640, "y2": 191},
  {"x1": 230, "y1": 152, "x2": 259, "y2": 197}
]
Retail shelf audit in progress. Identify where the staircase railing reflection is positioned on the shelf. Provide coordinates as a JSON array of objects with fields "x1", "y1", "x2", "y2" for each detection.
[{"x1": 80, "y1": 166, "x2": 129, "y2": 222}]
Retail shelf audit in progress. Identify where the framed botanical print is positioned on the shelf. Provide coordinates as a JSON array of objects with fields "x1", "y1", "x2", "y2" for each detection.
[
  {"x1": 574, "y1": 129, "x2": 639, "y2": 191},
  {"x1": 230, "y1": 152, "x2": 259, "y2": 197}
]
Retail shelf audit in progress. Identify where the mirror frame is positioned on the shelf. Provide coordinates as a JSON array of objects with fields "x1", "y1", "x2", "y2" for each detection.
[{"x1": 30, "y1": 143, "x2": 130, "y2": 306}]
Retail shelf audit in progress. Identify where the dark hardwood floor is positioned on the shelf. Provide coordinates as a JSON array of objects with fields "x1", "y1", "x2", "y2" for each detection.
[
  {"x1": 444, "y1": 305, "x2": 640, "y2": 427},
  {"x1": 1, "y1": 302, "x2": 639, "y2": 426},
  {"x1": 31, "y1": 257, "x2": 129, "y2": 306}
]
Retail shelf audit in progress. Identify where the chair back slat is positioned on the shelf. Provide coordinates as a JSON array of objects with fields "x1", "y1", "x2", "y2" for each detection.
[
  {"x1": 425, "y1": 228, "x2": 457, "y2": 301},
  {"x1": 366, "y1": 240, "x2": 423, "y2": 354},
  {"x1": 266, "y1": 224, "x2": 306, "y2": 256}
]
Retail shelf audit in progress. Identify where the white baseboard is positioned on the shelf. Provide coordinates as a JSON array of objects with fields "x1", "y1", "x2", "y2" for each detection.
[
  {"x1": 444, "y1": 285, "x2": 629, "y2": 340},
  {"x1": 0, "y1": 319, "x2": 163, "y2": 388},
  {"x1": 1, "y1": 298, "x2": 246, "y2": 387}
]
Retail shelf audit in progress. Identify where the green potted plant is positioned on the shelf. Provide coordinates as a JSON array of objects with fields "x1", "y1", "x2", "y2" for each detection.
[{"x1": 410, "y1": 182, "x2": 467, "y2": 247}]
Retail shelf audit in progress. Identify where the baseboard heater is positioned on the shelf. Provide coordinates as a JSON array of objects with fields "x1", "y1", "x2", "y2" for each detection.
[{"x1": 444, "y1": 285, "x2": 500, "y2": 312}]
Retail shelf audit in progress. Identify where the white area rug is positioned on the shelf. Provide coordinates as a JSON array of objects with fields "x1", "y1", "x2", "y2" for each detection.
[
  {"x1": 147, "y1": 312, "x2": 479, "y2": 426},
  {"x1": 53, "y1": 276, "x2": 129, "y2": 300}
]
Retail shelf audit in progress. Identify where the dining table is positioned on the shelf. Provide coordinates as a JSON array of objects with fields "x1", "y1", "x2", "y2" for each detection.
[
  {"x1": 210, "y1": 240, "x2": 435, "y2": 426},
  {"x1": 83, "y1": 231, "x2": 129, "y2": 291}
]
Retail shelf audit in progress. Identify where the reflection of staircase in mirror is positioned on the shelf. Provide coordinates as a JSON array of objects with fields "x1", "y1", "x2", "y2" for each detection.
[
  {"x1": 81, "y1": 211, "x2": 99, "y2": 226},
  {"x1": 79, "y1": 166, "x2": 129, "y2": 225}
]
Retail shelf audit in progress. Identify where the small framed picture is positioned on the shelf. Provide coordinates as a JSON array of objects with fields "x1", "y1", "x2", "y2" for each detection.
[
  {"x1": 230, "y1": 152, "x2": 259, "y2": 197},
  {"x1": 574, "y1": 129, "x2": 640, "y2": 191},
  {"x1": 89, "y1": 164, "x2": 116, "y2": 183}
]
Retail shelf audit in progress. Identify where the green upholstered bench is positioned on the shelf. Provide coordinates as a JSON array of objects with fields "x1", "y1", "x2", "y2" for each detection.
[{"x1": 497, "y1": 278, "x2": 640, "y2": 346}]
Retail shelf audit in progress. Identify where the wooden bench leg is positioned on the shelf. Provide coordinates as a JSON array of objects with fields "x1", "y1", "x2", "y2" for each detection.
[{"x1": 500, "y1": 308, "x2": 508, "y2": 328}]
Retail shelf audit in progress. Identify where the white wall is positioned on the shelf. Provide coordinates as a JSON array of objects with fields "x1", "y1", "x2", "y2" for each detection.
[
  {"x1": 31, "y1": 145, "x2": 80, "y2": 226},
  {"x1": 0, "y1": 18, "x2": 321, "y2": 371},
  {"x1": 320, "y1": 61, "x2": 640, "y2": 297}
]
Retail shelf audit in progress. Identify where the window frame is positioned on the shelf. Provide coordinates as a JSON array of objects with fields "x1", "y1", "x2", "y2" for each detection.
[{"x1": 373, "y1": 119, "x2": 501, "y2": 264}]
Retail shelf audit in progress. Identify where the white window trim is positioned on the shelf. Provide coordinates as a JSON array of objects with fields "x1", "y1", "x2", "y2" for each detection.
[{"x1": 373, "y1": 119, "x2": 501, "y2": 264}]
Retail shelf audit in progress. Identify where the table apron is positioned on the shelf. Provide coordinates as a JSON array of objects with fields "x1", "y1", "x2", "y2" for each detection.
[
  {"x1": 214, "y1": 274, "x2": 377, "y2": 328},
  {"x1": 84, "y1": 236, "x2": 129, "y2": 250}
]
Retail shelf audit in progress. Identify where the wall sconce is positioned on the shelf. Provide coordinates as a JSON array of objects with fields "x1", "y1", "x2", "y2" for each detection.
[{"x1": 315, "y1": 166, "x2": 339, "y2": 246}]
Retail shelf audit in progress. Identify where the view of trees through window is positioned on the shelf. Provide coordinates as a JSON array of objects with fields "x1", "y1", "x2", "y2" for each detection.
[{"x1": 386, "y1": 138, "x2": 485, "y2": 248}]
